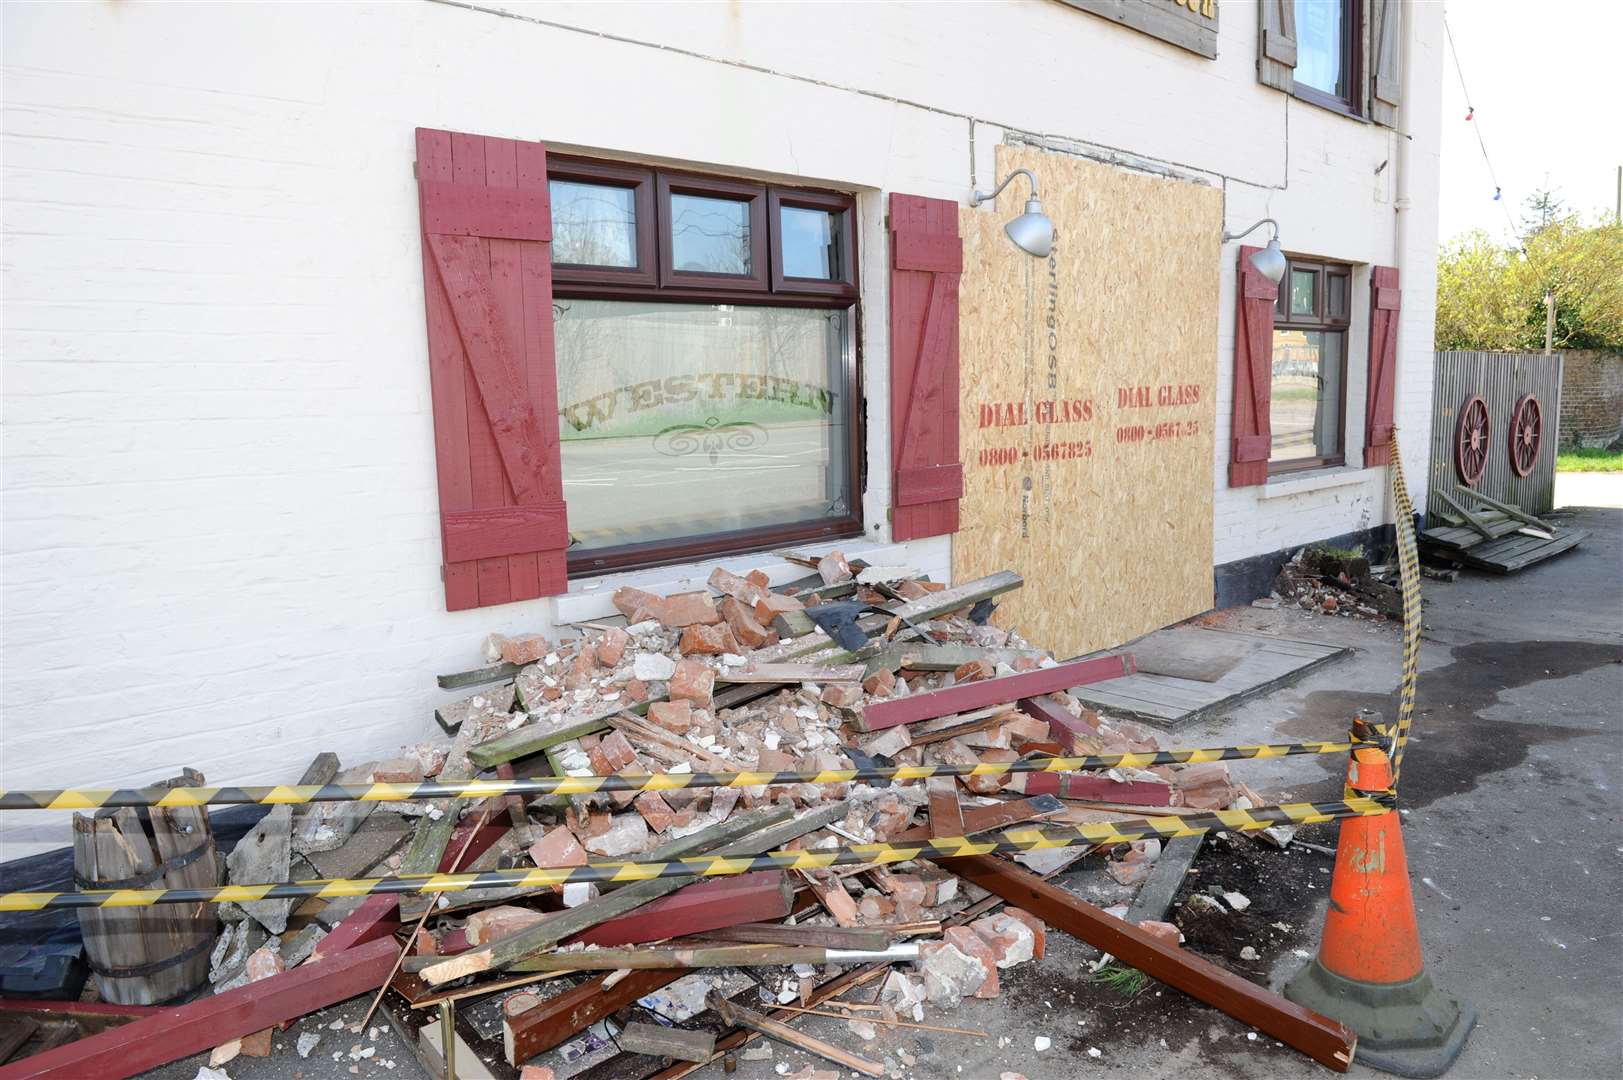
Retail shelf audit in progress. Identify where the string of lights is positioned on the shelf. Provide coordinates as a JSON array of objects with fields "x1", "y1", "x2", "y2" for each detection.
[{"x1": 1444, "y1": 12, "x2": 1520, "y2": 241}]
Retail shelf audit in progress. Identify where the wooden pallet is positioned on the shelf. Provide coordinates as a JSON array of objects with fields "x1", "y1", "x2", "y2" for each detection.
[{"x1": 1440, "y1": 527, "x2": 1587, "y2": 573}]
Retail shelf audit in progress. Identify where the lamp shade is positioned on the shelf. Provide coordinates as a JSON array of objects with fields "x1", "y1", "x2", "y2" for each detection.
[
  {"x1": 1249, "y1": 238, "x2": 1287, "y2": 284},
  {"x1": 1005, "y1": 197, "x2": 1054, "y2": 258}
]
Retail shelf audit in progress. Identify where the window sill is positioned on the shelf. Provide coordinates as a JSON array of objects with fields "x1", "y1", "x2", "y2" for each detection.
[
  {"x1": 1290, "y1": 88, "x2": 1371, "y2": 125},
  {"x1": 1260, "y1": 465, "x2": 1374, "y2": 499}
]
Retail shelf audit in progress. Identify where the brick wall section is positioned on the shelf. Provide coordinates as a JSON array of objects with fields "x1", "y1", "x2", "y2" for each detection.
[{"x1": 1558, "y1": 350, "x2": 1623, "y2": 449}]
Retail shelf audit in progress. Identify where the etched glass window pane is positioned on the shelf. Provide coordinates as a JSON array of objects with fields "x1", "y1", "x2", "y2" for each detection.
[
  {"x1": 781, "y1": 207, "x2": 840, "y2": 280},
  {"x1": 1290, "y1": 269, "x2": 1317, "y2": 317},
  {"x1": 555, "y1": 301, "x2": 850, "y2": 552},
  {"x1": 670, "y1": 194, "x2": 751, "y2": 275},
  {"x1": 550, "y1": 181, "x2": 637, "y2": 268}
]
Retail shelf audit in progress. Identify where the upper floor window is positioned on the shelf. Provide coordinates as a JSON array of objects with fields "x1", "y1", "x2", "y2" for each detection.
[
  {"x1": 1270, "y1": 254, "x2": 1353, "y2": 474},
  {"x1": 1293, "y1": 0, "x2": 1362, "y2": 116}
]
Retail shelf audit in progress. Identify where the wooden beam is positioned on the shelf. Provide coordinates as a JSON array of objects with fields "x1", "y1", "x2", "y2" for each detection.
[
  {"x1": 571, "y1": 871, "x2": 792, "y2": 947},
  {"x1": 702, "y1": 923, "x2": 890, "y2": 950},
  {"x1": 1017, "y1": 694, "x2": 1099, "y2": 752},
  {"x1": 311, "y1": 895, "x2": 400, "y2": 962},
  {"x1": 938, "y1": 854, "x2": 1356, "y2": 1071},
  {"x1": 0, "y1": 938, "x2": 398, "y2": 1080},
  {"x1": 1435, "y1": 488, "x2": 1498, "y2": 540},
  {"x1": 889, "y1": 794, "x2": 1064, "y2": 843},
  {"x1": 1457, "y1": 488, "x2": 1552, "y2": 530},
  {"x1": 619, "y1": 1021, "x2": 715, "y2": 1063},
  {"x1": 503, "y1": 968, "x2": 683, "y2": 1066},
  {"x1": 857, "y1": 654, "x2": 1135, "y2": 731},
  {"x1": 1125, "y1": 834, "x2": 1204, "y2": 925}
]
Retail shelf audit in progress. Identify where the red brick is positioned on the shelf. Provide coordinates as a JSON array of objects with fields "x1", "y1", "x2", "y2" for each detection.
[
  {"x1": 612, "y1": 586, "x2": 662, "y2": 620},
  {"x1": 668, "y1": 660, "x2": 715, "y2": 708},
  {"x1": 645, "y1": 699, "x2": 693, "y2": 734},
  {"x1": 596, "y1": 731, "x2": 637, "y2": 771},
  {"x1": 634, "y1": 792, "x2": 679, "y2": 832},
  {"x1": 754, "y1": 592, "x2": 804, "y2": 623},
  {"x1": 497, "y1": 633, "x2": 552, "y2": 665},
  {"x1": 1137, "y1": 919, "x2": 1183, "y2": 946},
  {"x1": 943, "y1": 926, "x2": 1000, "y2": 997},
  {"x1": 529, "y1": 827, "x2": 587, "y2": 869},
  {"x1": 862, "y1": 669, "x2": 897, "y2": 697},
  {"x1": 745, "y1": 569, "x2": 771, "y2": 589},
  {"x1": 953, "y1": 659, "x2": 995, "y2": 683},
  {"x1": 821, "y1": 683, "x2": 863, "y2": 708},
  {"x1": 1004, "y1": 907, "x2": 1046, "y2": 960},
  {"x1": 651, "y1": 592, "x2": 721, "y2": 628},
  {"x1": 597, "y1": 627, "x2": 630, "y2": 667},
  {"x1": 708, "y1": 566, "x2": 766, "y2": 607},
  {"x1": 720, "y1": 596, "x2": 771, "y2": 648},
  {"x1": 678, "y1": 622, "x2": 740, "y2": 656}
]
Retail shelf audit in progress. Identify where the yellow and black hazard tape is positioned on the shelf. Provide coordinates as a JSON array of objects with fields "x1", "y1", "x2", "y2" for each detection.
[
  {"x1": 0, "y1": 796, "x2": 1394, "y2": 912},
  {"x1": 0, "y1": 740, "x2": 1368, "y2": 812},
  {"x1": 1387, "y1": 430, "x2": 1422, "y2": 787}
]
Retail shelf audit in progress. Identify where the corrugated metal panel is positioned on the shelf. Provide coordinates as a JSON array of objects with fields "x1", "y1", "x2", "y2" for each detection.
[{"x1": 1428, "y1": 351, "x2": 1563, "y2": 519}]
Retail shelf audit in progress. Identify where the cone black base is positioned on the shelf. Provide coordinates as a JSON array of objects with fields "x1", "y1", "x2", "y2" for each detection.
[{"x1": 1285, "y1": 959, "x2": 1476, "y2": 1078}]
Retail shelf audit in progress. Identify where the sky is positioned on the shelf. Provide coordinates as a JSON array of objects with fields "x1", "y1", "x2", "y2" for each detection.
[{"x1": 1436, "y1": 0, "x2": 1621, "y2": 245}]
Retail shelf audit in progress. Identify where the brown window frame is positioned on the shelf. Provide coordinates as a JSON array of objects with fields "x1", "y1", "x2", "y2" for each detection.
[
  {"x1": 1292, "y1": 0, "x2": 1366, "y2": 121},
  {"x1": 1269, "y1": 254, "x2": 1353, "y2": 476},
  {"x1": 548, "y1": 155, "x2": 864, "y2": 578},
  {"x1": 548, "y1": 156, "x2": 660, "y2": 289}
]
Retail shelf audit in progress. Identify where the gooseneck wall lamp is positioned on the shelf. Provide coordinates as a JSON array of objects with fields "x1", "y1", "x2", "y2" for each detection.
[
  {"x1": 1222, "y1": 217, "x2": 1288, "y2": 284},
  {"x1": 971, "y1": 168, "x2": 1055, "y2": 258}
]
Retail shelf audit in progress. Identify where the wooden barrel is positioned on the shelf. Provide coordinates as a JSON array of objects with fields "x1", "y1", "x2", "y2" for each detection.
[{"x1": 72, "y1": 768, "x2": 220, "y2": 1005}]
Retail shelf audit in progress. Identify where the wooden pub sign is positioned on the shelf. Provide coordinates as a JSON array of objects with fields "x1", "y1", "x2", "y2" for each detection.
[{"x1": 1062, "y1": 0, "x2": 1220, "y2": 59}]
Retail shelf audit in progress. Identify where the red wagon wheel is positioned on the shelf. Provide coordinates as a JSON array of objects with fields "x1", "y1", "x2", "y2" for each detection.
[
  {"x1": 1508, "y1": 394, "x2": 1543, "y2": 477},
  {"x1": 1454, "y1": 394, "x2": 1490, "y2": 486}
]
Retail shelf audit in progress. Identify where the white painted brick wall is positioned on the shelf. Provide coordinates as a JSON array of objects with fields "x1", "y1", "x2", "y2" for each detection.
[{"x1": 1, "y1": 0, "x2": 1443, "y2": 858}]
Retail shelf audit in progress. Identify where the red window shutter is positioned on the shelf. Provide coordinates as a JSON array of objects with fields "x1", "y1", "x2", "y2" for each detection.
[
  {"x1": 1363, "y1": 265, "x2": 1402, "y2": 467},
  {"x1": 416, "y1": 128, "x2": 569, "y2": 610},
  {"x1": 1229, "y1": 245, "x2": 1278, "y2": 487},
  {"x1": 889, "y1": 193, "x2": 964, "y2": 541}
]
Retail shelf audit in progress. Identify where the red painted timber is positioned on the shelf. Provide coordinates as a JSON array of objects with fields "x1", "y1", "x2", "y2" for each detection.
[
  {"x1": 860, "y1": 654, "x2": 1136, "y2": 731},
  {"x1": 571, "y1": 871, "x2": 792, "y2": 947},
  {"x1": 311, "y1": 894, "x2": 401, "y2": 962},
  {"x1": 1017, "y1": 693, "x2": 1100, "y2": 752},
  {"x1": 505, "y1": 968, "x2": 686, "y2": 1065},
  {"x1": 939, "y1": 855, "x2": 1356, "y2": 1071},
  {"x1": 0, "y1": 938, "x2": 398, "y2": 1080},
  {"x1": 1018, "y1": 772, "x2": 1173, "y2": 805},
  {"x1": 0, "y1": 999, "x2": 154, "y2": 1022}
]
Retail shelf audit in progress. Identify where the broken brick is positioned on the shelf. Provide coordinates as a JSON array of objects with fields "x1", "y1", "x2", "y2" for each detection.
[
  {"x1": 1137, "y1": 919, "x2": 1184, "y2": 946},
  {"x1": 817, "y1": 550, "x2": 853, "y2": 586},
  {"x1": 651, "y1": 592, "x2": 721, "y2": 628},
  {"x1": 668, "y1": 660, "x2": 715, "y2": 708},
  {"x1": 634, "y1": 791, "x2": 679, "y2": 832},
  {"x1": 862, "y1": 668, "x2": 897, "y2": 697},
  {"x1": 944, "y1": 925, "x2": 1000, "y2": 997},
  {"x1": 754, "y1": 592, "x2": 804, "y2": 624},
  {"x1": 708, "y1": 567, "x2": 766, "y2": 607},
  {"x1": 953, "y1": 658, "x2": 996, "y2": 682},
  {"x1": 497, "y1": 633, "x2": 553, "y2": 666},
  {"x1": 678, "y1": 622, "x2": 740, "y2": 656},
  {"x1": 529, "y1": 827, "x2": 587, "y2": 869},
  {"x1": 821, "y1": 683, "x2": 863, "y2": 708},
  {"x1": 645, "y1": 699, "x2": 693, "y2": 734},
  {"x1": 597, "y1": 627, "x2": 630, "y2": 667},
  {"x1": 612, "y1": 586, "x2": 662, "y2": 620},
  {"x1": 719, "y1": 596, "x2": 772, "y2": 649},
  {"x1": 1004, "y1": 908, "x2": 1047, "y2": 960}
]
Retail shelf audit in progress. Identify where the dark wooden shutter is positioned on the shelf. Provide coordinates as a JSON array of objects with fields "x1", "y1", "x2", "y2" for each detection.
[
  {"x1": 1363, "y1": 265, "x2": 1402, "y2": 467},
  {"x1": 888, "y1": 193, "x2": 964, "y2": 541},
  {"x1": 1369, "y1": 0, "x2": 1404, "y2": 127},
  {"x1": 1258, "y1": 0, "x2": 1298, "y2": 92},
  {"x1": 416, "y1": 128, "x2": 569, "y2": 610},
  {"x1": 1229, "y1": 245, "x2": 1278, "y2": 487}
]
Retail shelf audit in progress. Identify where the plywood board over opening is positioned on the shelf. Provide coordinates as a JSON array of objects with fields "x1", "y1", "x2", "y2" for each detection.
[{"x1": 955, "y1": 145, "x2": 1220, "y2": 658}]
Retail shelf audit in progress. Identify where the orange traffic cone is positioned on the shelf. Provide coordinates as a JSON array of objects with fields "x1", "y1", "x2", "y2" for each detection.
[{"x1": 1285, "y1": 747, "x2": 1475, "y2": 1077}]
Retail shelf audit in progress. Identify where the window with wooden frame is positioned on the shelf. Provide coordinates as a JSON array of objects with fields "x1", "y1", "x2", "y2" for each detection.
[
  {"x1": 1269, "y1": 255, "x2": 1352, "y2": 474},
  {"x1": 546, "y1": 155, "x2": 861, "y2": 576},
  {"x1": 1292, "y1": 0, "x2": 1364, "y2": 117}
]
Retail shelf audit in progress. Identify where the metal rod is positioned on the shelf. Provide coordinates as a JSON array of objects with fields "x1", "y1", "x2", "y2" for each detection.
[
  {"x1": 440, "y1": 1000, "x2": 456, "y2": 1080},
  {"x1": 1221, "y1": 217, "x2": 1280, "y2": 244},
  {"x1": 971, "y1": 167, "x2": 1039, "y2": 206}
]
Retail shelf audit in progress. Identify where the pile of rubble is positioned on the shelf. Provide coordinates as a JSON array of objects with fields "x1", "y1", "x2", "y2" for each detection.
[
  {"x1": 1261, "y1": 545, "x2": 1403, "y2": 621},
  {"x1": 9, "y1": 556, "x2": 1299, "y2": 1079}
]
